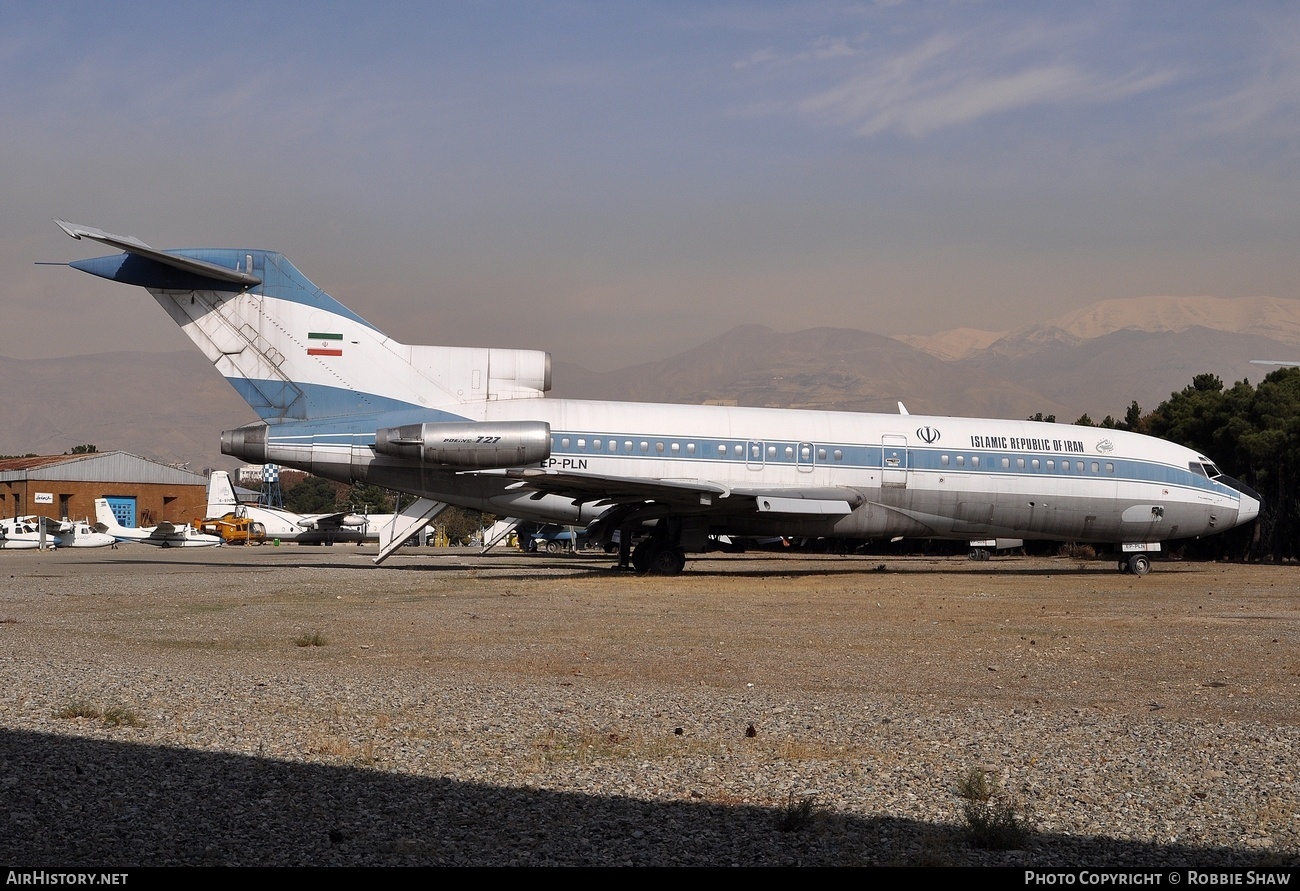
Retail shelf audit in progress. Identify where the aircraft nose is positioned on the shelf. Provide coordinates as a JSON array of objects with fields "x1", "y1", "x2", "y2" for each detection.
[
  {"x1": 1222, "y1": 475, "x2": 1262, "y2": 526},
  {"x1": 1237, "y1": 492, "x2": 1261, "y2": 526}
]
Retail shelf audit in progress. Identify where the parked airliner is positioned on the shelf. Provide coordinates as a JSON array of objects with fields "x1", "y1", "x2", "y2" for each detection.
[{"x1": 56, "y1": 221, "x2": 1260, "y2": 575}]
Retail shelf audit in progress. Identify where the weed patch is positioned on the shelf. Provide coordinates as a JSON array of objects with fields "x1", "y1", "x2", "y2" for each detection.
[
  {"x1": 957, "y1": 767, "x2": 1033, "y2": 850},
  {"x1": 55, "y1": 699, "x2": 101, "y2": 720},
  {"x1": 102, "y1": 705, "x2": 145, "y2": 728},
  {"x1": 776, "y1": 792, "x2": 818, "y2": 832},
  {"x1": 295, "y1": 631, "x2": 328, "y2": 647},
  {"x1": 56, "y1": 699, "x2": 145, "y2": 728}
]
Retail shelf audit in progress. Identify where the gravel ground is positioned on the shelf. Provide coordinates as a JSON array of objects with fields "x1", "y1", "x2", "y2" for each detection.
[{"x1": 0, "y1": 545, "x2": 1297, "y2": 866}]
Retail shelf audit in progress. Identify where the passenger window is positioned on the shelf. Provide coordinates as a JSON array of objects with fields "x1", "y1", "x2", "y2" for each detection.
[
  {"x1": 656, "y1": 442, "x2": 665, "y2": 454},
  {"x1": 671, "y1": 442, "x2": 680, "y2": 453},
  {"x1": 623, "y1": 441, "x2": 632, "y2": 452},
  {"x1": 576, "y1": 438, "x2": 585, "y2": 449},
  {"x1": 971, "y1": 456, "x2": 980, "y2": 467},
  {"x1": 800, "y1": 446, "x2": 810, "y2": 460},
  {"x1": 717, "y1": 443, "x2": 727, "y2": 455},
  {"x1": 1032, "y1": 459, "x2": 1039, "y2": 469},
  {"x1": 817, "y1": 448, "x2": 827, "y2": 460},
  {"x1": 956, "y1": 455, "x2": 965, "y2": 466},
  {"x1": 1076, "y1": 461, "x2": 1085, "y2": 472},
  {"x1": 767, "y1": 445, "x2": 776, "y2": 458},
  {"x1": 593, "y1": 439, "x2": 602, "y2": 451},
  {"x1": 833, "y1": 450, "x2": 843, "y2": 461},
  {"x1": 941, "y1": 455, "x2": 949, "y2": 466},
  {"x1": 1001, "y1": 457, "x2": 1010, "y2": 469},
  {"x1": 1016, "y1": 458, "x2": 1025, "y2": 469},
  {"x1": 1106, "y1": 463, "x2": 1114, "y2": 473},
  {"x1": 686, "y1": 443, "x2": 695, "y2": 455},
  {"x1": 784, "y1": 446, "x2": 794, "y2": 459},
  {"x1": 1046, "y1": 460, "x2": 1054, "y2": 470},
  {"x1": 640, "y1": 441, "x2": 649, "y2": 453},
  {"x1": 734, "y1": 444, "x2": 744, "y2": 456},
  {"x1": 561, "y1": 438, "x2": 570, "y2": 449},
  {"x1": 1091, "y1": 462, "x2": 1099, "y2": 473}
]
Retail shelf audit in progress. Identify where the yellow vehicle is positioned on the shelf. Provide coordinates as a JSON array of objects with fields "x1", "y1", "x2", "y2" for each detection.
[{"x1": 195, "y1": 513, "x2": 267, "y2": 545}]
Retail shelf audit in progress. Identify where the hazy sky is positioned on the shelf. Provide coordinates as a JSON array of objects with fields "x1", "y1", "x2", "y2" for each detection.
[{"x1": 7, "y1": 2, "x2": 1300, "y2": 371}]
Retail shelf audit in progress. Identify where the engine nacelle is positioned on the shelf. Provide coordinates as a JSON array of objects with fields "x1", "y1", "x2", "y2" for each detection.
[{"x1": 374, "y1": 420, "x2": 551, "y2": 469}]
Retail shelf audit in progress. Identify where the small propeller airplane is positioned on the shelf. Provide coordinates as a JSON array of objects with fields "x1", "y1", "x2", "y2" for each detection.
[
  {"x1": 94, "y1": 498, "x2": 223, "y2": 548},
  {"x1": 0, "y1": 516, "x2": 60, "y2": 549},
  {"x1": 203, "y1": 470, "x2": 379, "y2": 544},
  {"x1": 51, "y1": 519, "x2": 116, "y2": 548}
]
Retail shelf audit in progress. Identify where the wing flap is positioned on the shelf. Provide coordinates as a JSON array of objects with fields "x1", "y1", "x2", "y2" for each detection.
[{"x1": 501, "y1": 469, "x2": 865, "y2": 517}]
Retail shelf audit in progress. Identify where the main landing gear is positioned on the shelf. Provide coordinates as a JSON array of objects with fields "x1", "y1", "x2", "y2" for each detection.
[
  {"x1": 1118, "y1": 553, "x2": 1152, "y2": 575},
  {"x1": 611, "y1": 516, "x2": 688, "y2": 576},
  {"x1": 631, "y1": 539, "x2": 687, "y2": 575}
]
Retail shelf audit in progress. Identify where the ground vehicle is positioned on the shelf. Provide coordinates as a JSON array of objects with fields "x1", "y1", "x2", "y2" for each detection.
[{"x1": 195, "y1": 513, "x2": 267, "y2": 545}]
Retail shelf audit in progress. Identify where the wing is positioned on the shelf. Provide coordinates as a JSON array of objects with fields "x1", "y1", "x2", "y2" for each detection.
[
  {"x1": 151, "y1": 521, "x2": 179, "y2": 536},
  {"x1": 499, "y1": 468, "x2": 863, "y2": 515},
  {"x1": 298, "y1": 512, "x2": 366, "y2": 530}
]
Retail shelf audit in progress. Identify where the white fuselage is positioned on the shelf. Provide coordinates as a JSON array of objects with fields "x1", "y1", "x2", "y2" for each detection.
[{"x1": 277, "y1": 397, "x2": 1255, "y2": 547}]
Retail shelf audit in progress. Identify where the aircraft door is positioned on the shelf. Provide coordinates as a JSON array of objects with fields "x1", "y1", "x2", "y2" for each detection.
[
  {"x1": 882, "y1": 435, "x2": 908, "y2": 488},
  {"x1": 746, "y1": 441, "x2": 764, "y2": 471},
  {"x1": 797, "y1": 441, "x2": 815, "y2": 473}
]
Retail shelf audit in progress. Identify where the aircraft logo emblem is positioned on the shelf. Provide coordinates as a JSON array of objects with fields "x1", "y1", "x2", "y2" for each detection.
[{"x1": 917, "y1": 426, "x2": 940, "y2": 444}]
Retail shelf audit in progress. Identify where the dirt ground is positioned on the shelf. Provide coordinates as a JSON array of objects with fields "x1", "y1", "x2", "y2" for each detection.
[{"x1": 6, "y1": 545, "x2": 1298, "y2": 728}]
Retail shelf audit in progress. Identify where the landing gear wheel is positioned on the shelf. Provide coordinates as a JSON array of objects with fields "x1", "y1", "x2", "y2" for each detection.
[
  {"x1": 645, "y1": 543, "x2": 686, "y2": 576},
  {"x1": 968, "y1": 548, "x2": 990, "y2": 561},
  {"x1": 1127, "y1": 554, "x2": 1152, "y2": 576},
  {"x1": 545, "y1": 540, "x2": 562, "y2": 554},
  {"x1": 631, "y1": 540, "x2": 653, "y2": 573}
]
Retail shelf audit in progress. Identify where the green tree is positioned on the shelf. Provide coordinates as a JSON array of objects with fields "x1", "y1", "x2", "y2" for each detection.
[
  {"x1": 68, "y1": 444, "x2": 98, "y2": 454},
  {"x1": 436, "y1": 506, "x2": 494, "y2": 545},
  {"x1": 1121, "y1": 400, "x2": 1144, "y2": 433},
  {"x1": 283, "y1": 476, "x2": 340, "y2": 513},
  {"x1": 345, "y1": 482, "x2": 395, "y2": 515}
]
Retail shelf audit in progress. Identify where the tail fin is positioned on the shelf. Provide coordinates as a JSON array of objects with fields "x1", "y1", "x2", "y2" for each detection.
[
  {"x1": 58, "y1": 221, "x2": 551, "y2": 422},
  {"x1": 93, "y1": 498, "x2": 122, "y2": 531},
  {"x1": 206, "y1": 471, "x2": 238, "y2": 518}
]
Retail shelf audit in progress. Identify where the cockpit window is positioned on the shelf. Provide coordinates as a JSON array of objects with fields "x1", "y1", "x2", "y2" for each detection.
[{"x1": 1188, "y1": 461, "x2": 1223, "y2": 479}]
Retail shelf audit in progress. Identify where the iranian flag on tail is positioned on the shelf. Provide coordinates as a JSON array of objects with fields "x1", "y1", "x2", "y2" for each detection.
[{"x1": 307, "y1": 332, "x2": 343, "y2": 356}]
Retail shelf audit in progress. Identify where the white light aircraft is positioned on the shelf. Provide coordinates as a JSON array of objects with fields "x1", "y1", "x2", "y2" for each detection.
[
  {"x1": 52, "y1": 519, "x2": 116, "y2": 548},
  {"x1": 57, "y1": 221, "x2": 1261, "y2": 575},
  {"x1": 0, "y1": 516, "x2": 60, "y2": 549},
  {"x1": 205, "y1": 470, "x2": 380, "y2": 544},
  {"x1": 93, "y1": 498, "x2": 223, "y2": 548}
]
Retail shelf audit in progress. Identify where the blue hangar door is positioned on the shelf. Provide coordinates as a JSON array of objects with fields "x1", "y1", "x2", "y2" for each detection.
[{"x1": 105, "y1": 496, "x2": 137, "y2": 527}]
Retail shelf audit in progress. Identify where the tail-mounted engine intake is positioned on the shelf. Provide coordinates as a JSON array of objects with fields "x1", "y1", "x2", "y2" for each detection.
[{"x1": 374, "y1": 421, "x2": 551, "y2": 469}]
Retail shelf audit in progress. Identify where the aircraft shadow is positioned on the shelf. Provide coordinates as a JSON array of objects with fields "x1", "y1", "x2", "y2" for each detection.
[{"x1": 1, "y1": 729, "x2": 1288, "y2": 867}]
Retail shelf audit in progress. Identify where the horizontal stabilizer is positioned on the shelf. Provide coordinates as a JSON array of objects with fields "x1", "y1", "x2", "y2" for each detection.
[{"x1": 56, "y1": 220, "x2": 261, "y2": 287}]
